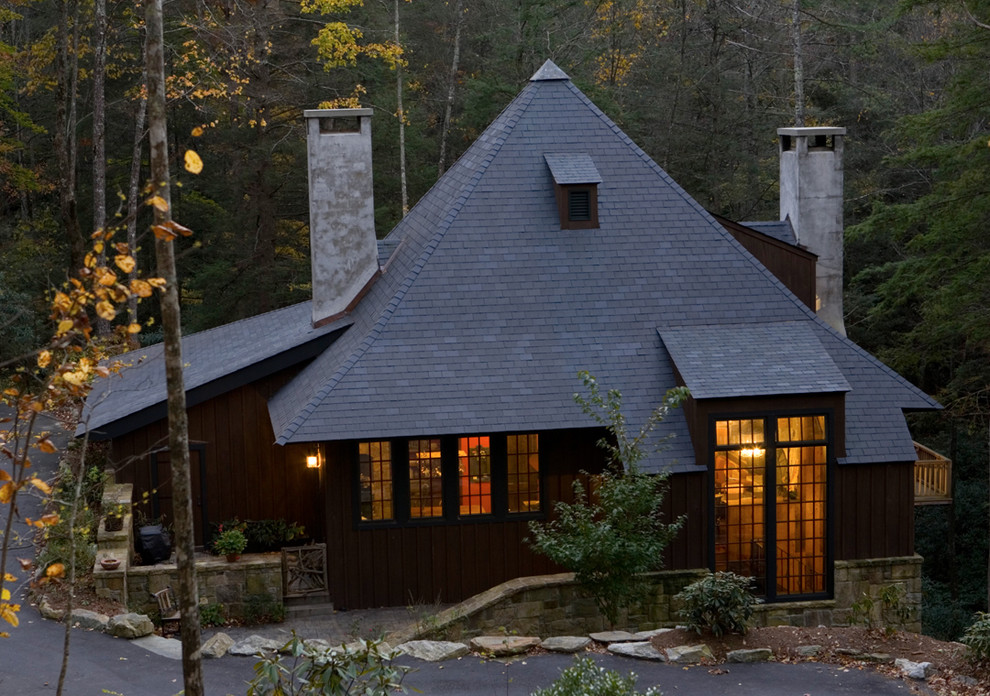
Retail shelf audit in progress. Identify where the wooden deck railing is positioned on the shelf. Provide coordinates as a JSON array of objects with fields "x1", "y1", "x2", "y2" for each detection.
[{"x1": 914, "y1": 441, "x2": 952, "y2": 505}]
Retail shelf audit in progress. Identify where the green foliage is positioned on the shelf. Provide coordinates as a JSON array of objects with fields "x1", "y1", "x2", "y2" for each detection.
[
  {"x1": 675, "y1": 571, "x2": 760, "y2": 638},
  {"x1": 531, "y1": 656, "x2": 661, "y2": 696},
  {"x1": 247, "y1": 634, "x2": 411, "y2": 696},
  {"x1": 211, "y1": 526, "x2": 247, "y2": 556},
  {"x1": 198, "y1": 602, "x2": 226, "y2": 628},
  {"x1": 244, "y1": 593, "x2": 285, "y2": 625},
  {"x1": 922, "y1": 577, "x2": 972, "y2": 641},
  {"x1": 961, "y1": 612, "x2": 990, "y2": 664},
  {"x1": 849, "y1": 584, "x2": 911, "y2": 636},
  {"x1": 209, "y1": 518, "x2": 306, "y2": 553},
  {"x1": 528, "y1": 373, "x2": 687, "y2": 626}
]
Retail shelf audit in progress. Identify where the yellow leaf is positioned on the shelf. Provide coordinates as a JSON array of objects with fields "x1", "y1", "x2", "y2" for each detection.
[
  {"x1": 152, "y1": 224, "x2": 177, "y2": 241},
  {"x1": 40, "y1": 513, "x2": 59, "y2": 527},
  {"x1": 3, "y1": 572, "x2": 14, "y2": 581},
  {"x1": 0, "y1": 602, "x2": 20, "y2": 628},
  {"x1": 97, "y1": 269, "x2": 118, "y2": 286},
  {"x1": 114, "y1": 255, "x2": 136, "y2": 274},
  {"x1": 93, "y1": 241, "x2": 104, "y2": 254},
  {"x1": 147, "y1": 278, "x2": 167, "y2": 290},
  {"x1": 0, "y1": 483, "x2": 12, "y2": 504},
  {"x1": 0, "y1": 470, "x2": 10, "y2": 482},
  {"x1": 184, "y1": 149, "x2": 204, "y2": 174},
  {"x1": 146, "y1": 195, "x2": 169, "y2": 212},
  {"x1": 1, "y1": 588, "x2": 8, "y2": 601},
  {"x1": 29, "y1": 478, "x2": 52, "y2": 495},
  {"x1": 45, "y1": 563, "x2": 64, "y2": 579},
  {"x1": 56, "y1": 319, "x2": 74, "y2": 337},
  {"x1": 96, "y1": 301, "x2": 117, "y2": 321},
  {"x1": 130, "y1": 279, "x2": 153, "y2": 298},
  {"x1": 37, "y1": 439, "x2": 57, "y2": 455},
  {"x1": 37, "y1": 351, "x2": 52, "y2": 369},
  {"x1": 127, "y1": 323, "x2": 142, "y2": 334},
  {"x1": 191, "y1": 126, "x2": 204, "y2": 137},
  {"x1": 29, "y1": 401, "x2": 44, "y2": 413}
]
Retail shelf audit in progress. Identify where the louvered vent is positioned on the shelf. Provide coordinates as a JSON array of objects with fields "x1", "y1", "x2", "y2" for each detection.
[{"x1": 568, "y1": 190, "x2": 591, "y2": 221}]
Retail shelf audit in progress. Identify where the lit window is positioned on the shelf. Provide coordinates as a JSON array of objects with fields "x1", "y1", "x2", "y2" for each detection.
[
  {"x1": 358, "y1": 441, "x2": 393, "y2": 521},
  {"x1": 507, "y1": 434, "x2": 540, "y2": 513},
  {"x1": 458, "y1": 436, "x2": 491, "y2": 515},
  {"x1": 409, "y1": 439, "x2": 443, "y2": 518}
]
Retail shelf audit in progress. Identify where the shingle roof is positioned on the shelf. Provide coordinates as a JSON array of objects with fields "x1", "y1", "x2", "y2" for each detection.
[
  {"x1": 544, "y1": 154, "x2": 602, "y2": 185},
  {"x1": 80, "y1": 302, "x2": 349, "y2": 437},
  {"x1": 741, "y1": 220, "x2": 798, "y2": 246},
  {"x1": 267, "y1": 61, "x2": 938, "y2": 473},
  {"x1": 659, "y1": 322, "x2": 850, "y2": 399}
]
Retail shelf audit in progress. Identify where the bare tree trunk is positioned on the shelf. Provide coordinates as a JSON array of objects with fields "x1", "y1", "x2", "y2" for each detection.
[
  {"x1": 93, "y1": 0, "x2": 109, "y2": 336},
  {"x1": 438, "y1": 0, "x2": 464, "y2": 177},
  {"x1": 56, "y1": 425, "x2": 89, "y2": 696},
  {"x1": 55, "y1": 0, "x2": 84, "y2": 272},
  {"x1": 145, "y1": 1, "x2": 204, "y2": 693},
  {"x1": 395, "y1": 0, "x2": 408, "y2": 216},
  {"x1": 126, "y1": 80, "x2": 147, "y2": 350},
  {"x1": 792, "y1": 0, "x2": 805, "y2": 127}
]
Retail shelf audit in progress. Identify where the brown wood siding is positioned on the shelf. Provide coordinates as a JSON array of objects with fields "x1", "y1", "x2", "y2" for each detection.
[
  {"x1": 834, "y1": 461, "x2": 915, "y2": 560},
  {"x1": 663, "y1": 471, "x2": 708, "y2": 570},
  {"x1": 323, "y1": 430, "x2": 613, "y2": 609},
  {"x1": 109, "y1": 367, "x2": 325, "y2": 546}
]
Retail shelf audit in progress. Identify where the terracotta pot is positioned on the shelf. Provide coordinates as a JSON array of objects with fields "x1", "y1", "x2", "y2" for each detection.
[
  {"x1": 100, "y1": 558, "x2": 120, "y2": 570},
  {"x1": 225, "y1": 553, "x2": 240, "y2": 562}
]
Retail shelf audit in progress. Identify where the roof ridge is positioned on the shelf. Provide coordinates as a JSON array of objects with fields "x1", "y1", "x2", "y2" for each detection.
[{"x1": 274, "y1": 84, "x2": 541, "y2": 444}]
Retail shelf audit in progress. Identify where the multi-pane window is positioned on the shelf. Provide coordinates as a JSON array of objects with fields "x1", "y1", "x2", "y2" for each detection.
[
  {"x1": 408, "y1": 438, "x2": 443, "y2": 518},
  {"x1": 356, "y1": 434, "x2": 540, "y2": 524},
  {"x1": 507, "y1": 434, "x2": 540, "y2": 513},
  {"x1": 358, "y1": 441, "x2": 393, "y2": 521},
  {"x1": 459, "y1": 436, "x2": 491, "y2": 515},
  {"x1": 713, "y1": 414, "x2": 828, "y2": 599}
]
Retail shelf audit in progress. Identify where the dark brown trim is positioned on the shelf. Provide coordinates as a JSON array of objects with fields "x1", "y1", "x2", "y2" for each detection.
[
  {"x1": 554, "y1": 183, "x2": 599, "y2": 229},
  {"x1": 313, "y1": 269, "x2": 382, "y2": 328}
]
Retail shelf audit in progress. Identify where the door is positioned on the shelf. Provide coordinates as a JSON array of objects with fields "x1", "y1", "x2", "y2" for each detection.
[{"x1": 150, "y1": 444, "x2": 208, "y2": 546}]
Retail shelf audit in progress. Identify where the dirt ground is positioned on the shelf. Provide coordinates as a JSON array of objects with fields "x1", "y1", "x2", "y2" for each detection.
[{"x1": 651, "y1": 625, "x2": 989, "y2": 696}]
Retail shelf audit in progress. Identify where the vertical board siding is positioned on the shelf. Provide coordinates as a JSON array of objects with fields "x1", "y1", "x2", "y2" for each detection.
[{"x1": 835, "y1": 462, "x2": 914, "y2": 560}]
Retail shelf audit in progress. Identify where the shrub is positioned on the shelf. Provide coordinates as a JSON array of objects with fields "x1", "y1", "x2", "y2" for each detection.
[
  {"x1": 244, "y1": 593, "x2": 285, "y2": 625},
  {"x1": 961, "y1": 612, "x2": 990, "y2": 664},
  {"x1": 199, "y1": 602, "x2": 226, "y2": 628},
  {"x1": 211, "y1": 526, "x2": 247, "y2": 556},
  {"x1": 248, "y1": 635, "x2": 411, "y2": 696},
  {"x1": 849, "y1": 584, "x2": 911, "y2": 636},
  {"x1": 531, "y1": 656, "x2": 661, "y2": 696},
  {"x1": 208, "y1": 518, "x2": 306, "y2": 553},
  {"x1": 675, "y1": 571, "x2": 760, "y2": 637},
  {"x1": 528, "y1": 373, "x2": 688, "y2": 625}
]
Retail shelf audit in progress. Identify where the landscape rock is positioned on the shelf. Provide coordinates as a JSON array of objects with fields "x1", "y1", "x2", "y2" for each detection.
[
  {"x1": 836, "y1": 648, "x2": 863, "y2": 657},
  {"x1": 39, "y1": 598, "x2": 64, "y2": 621},
  {"x1": 634, "y1": 628, "x2": 673, "y2": 640},
  {"x1": 202, "y1": 632, "x2": 235, "y2": 659},
  {"x1": 69, "y1": 608, "x2": 109, "y2": 631},
  {"x1": 608, "y1": 641, "x2": 666, "y2": 661},
  {"x1": 106, "y1": 613, "x2": 154, "y2": 639},
  {"x1": 863, "y1": 653, "x2": 893, "y2": 664},
  {"x1": 895, "y1": 658, "x2": 933, "y2": 680},
  {"x1": 395, "y1": 640, "x2": 470, "y2": 662},
  {"x1": 470, "y1": 635, "x2": 540, "y2": 656},
  {"x1": 540, "y1": 636, "x2": 591, "y2": 653},
  {"x1": 664, "y1": 644, "x2": 714, "y2": 664},
  {"x1": 727, "y1": 648, "x2": 772, "y2": 663},
  {"x1": 795, "y1": 645, "x2": 822, "y2": 657},
  {"x1": 228, "y1": 635, "x2": 283, "y2": 656},
  {"x1": 952, "y1": 675, "x2": 979, "y2": 687},
  {"x1": 590, "y1": 630, "x2": 638, "y2": 643}
]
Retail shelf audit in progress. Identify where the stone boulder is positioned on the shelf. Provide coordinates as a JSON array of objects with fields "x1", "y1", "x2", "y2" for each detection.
[
  {"x1": 541, "y1": 636, "x2": 591, "y2": 653},
  {"x1": 106, "y1": 613, "x2": 154, "y2": 639},
  {"x1": 228, "y1": 635, "x2": 283, "y2": 656},
  {"x1": 795, "y1": 645, "x2": 822, "y2": 657},
  {"x1": 664, "y1": 644, "x2": 714, "y2": 664},
  {"x1": 727, "y1": 648, "x2": 772, "y2": 663},
  {"x1": 635, "y1": 628, "x2": 673, "y2": 640},
  {"x1": 470, "y1": 635, "x2": 540, "y2": 657},
  {"x1": 608, "y1": 641, "x2": 666, "y2": 661},
  {"x1": 590, "y1": 630, "x2": 638, "y2": 643},
  {"x1": 69, "y1": 609, "x2": 109, "y2": 631},
  {"x1": 395, "y1": 640, "x2": 470, "y2": 662},
  {"x1": 895, "y1": 658, "x2": 933, "y2": 680},
  {"x1": 202, "y1": 632, "x2": 235, "y2": 659}
]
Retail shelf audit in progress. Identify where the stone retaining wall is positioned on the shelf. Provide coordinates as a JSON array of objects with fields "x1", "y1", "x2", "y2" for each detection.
[
  {"x1": 398, "y1": 555, "x2": 923, "y2": 642},
  {"x1": 96, "y1": 554, "x2": 283, "y2": 624}
]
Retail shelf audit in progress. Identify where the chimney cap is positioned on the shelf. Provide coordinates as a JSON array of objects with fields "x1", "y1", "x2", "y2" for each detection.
[
  {"x1": 777, "y1": 126, "x2": 846, "y2": 137},
  {"x1": 304, "y1": 108, "x2": 373, "y2": 119}
]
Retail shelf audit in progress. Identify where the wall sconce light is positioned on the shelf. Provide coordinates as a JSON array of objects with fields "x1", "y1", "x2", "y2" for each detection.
[{"x1": 306, "y1": 446, "x2": 322, "y2": 469}]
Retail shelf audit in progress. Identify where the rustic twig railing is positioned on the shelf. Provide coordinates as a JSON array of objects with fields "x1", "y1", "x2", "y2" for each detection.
[{"x1": 282, "y1": 544, "x2": 329, "y2": 599}]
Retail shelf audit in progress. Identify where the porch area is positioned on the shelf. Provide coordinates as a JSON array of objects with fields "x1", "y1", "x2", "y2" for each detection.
[{"x1": 914, "y1": 441, "x2": 951, "y2": 505}]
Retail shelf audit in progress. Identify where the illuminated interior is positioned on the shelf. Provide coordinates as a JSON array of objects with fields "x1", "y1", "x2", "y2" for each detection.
[{"x1": 714, "y1": 415, "x2": 827, "y2": 597}]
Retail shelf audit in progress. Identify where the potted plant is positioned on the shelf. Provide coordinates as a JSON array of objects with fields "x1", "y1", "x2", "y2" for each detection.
[
  {"x1": 212, "y1": 525, "x2": 247, "y2": 562},
  {"x1": 103, "y1": 502, "x2": 128, "y2": 532}
]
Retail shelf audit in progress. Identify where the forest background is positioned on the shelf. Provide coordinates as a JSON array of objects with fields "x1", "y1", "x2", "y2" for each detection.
[{"x1": 1, "y1": 0, "x2": 988, "y2": 641}]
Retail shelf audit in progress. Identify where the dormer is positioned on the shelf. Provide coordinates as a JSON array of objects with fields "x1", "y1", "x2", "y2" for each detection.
[{"x1": 544, "y1": 153, "x2": 601, "y2": 229}]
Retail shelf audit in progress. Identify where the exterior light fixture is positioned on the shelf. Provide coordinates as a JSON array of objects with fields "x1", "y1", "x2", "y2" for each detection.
[{"x1": 306, "y1": 446, "x2": 322, "y2": 469}]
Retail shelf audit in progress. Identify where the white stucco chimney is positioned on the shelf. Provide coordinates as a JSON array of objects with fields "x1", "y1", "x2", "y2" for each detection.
[
  {"x1": 778, "y1": 126, "x2": 846, "y2": 335},
  {"x1": 304, "y1": 108, "x2": 379, "y2": 327}
]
